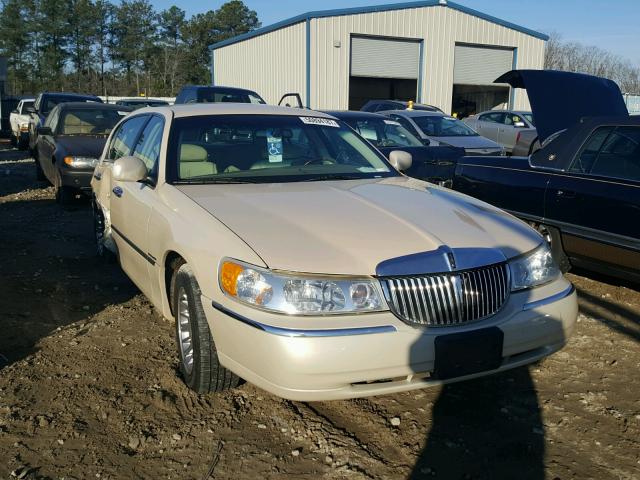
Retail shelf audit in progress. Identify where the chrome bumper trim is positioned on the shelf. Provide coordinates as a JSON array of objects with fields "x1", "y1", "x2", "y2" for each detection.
[
  {"x1": 211, "y1": 301, "x2": 397, "y2": 338},
  {"x1": 523, "y1": 285, "x2": 575, "y2": 311}
]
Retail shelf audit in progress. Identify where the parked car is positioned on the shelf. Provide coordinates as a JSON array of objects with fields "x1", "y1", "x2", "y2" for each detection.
[
  {"x1": 361, "y1": 99, "x2": 443, "y2": 113},
  {"x1": 91, "y1": 103, "x2": 576, "y2": 401},
  {"x1": 452, "y1": 70, "x2": 638, "y2": 282},
  {"x1": 463, "y1": 110, "x2": 535, "y2": 153},
  {"x1": 175, "y1": 85, "x2": 266, "y2": 104},
  {"x1": 27, "y1": 92, "x2": 102, "y2": 154},
  {"x1": 35, "y1": 102, "x2": 131, "y2": 203},
  {"x1": 380, "y1": 109, "x2": 505, "y2": 156},
  {"x1": 114, "y1": 98, "x2": 170, "y2": 110},
  {"x1": 9, "y1": 98, "x2": 34, "y2": 149},
  {"x1": 511, "y1": 128, "x2": 541, "y2": 157},
  {"x1": 325, "y1": 110, "x2": 464, "y2": 185}
]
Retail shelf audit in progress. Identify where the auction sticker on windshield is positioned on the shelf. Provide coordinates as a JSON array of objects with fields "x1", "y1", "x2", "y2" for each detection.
[
  {"x1": 384, "y1": 120, "x2": 401, "y2": 126},
  {"x1": 300, "y1": 117, "x2": 339, "y2": 128}
]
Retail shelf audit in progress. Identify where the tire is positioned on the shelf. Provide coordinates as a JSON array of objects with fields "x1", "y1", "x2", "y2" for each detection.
[
  {"x1": 172, "y1": 263, "x2": 240, "y2": 394},
  {"x1": 35, "y1": 158, "x2": 46, "y2": 181},
  {"x1": 93, "y1": 202, "x2": 116, "y2": 262},
  {"x1": 536, "y1": 224, "x2": 571, "y2": 274},
  {"x1": 55, "y1": 184, "x2": 76, "y2": 205}
]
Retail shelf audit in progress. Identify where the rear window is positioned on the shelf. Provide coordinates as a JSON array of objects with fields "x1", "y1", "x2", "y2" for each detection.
[
  {"x1": 43, "y1": 96, "x2": 99, "y2": 115},
  {"x1": 196, "y1": 88, "x2": 265, "y2": 105},
  {"x1": 59, "y1": 108, "x2": 127, "y2": 135}
]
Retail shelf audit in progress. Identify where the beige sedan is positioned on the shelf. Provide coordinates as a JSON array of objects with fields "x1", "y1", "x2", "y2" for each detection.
[{"x1": 91, "y1": 104, "x2": 577, "y2": 401}]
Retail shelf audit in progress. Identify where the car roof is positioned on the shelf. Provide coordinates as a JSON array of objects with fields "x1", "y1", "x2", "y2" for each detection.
[
  {"x1": 58, "y1": 102, "x2": 132, "y2": 111},
  {"x1": 179, "y1": 85, "x2": 259, "y2": 93},
  {"x1": 382, "y1": 109, "x2": 445, "y2": 118},
  {"x1": 118, "y1": 98, "x2": 167, "y2": 103},
  {"x1": 133, "y1": 103, "x2": 337, "y2": 119},
  {"x1": 322, "y1": 110, "x2": 385, "y2": 120},
  {"x1": 41, "y1": 92, "x2": 100, "y2": 99},
  {"x1": 478, "y1": 110, "x2": 532, "y2": 115}
]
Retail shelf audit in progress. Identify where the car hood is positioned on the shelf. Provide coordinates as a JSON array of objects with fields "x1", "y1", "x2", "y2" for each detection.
[
  {"x1": 176, "y1": 177, "x2": 541, "y2": 275},
  {"x1": 53, "y1": 136, "x2": 107, "y2": 158},
  {"x1": 434, "y1": 135, "x2": 501, "y2": 150},
  {"x1": 495, "y1": 69, "x2": 629, "y2": 143}
]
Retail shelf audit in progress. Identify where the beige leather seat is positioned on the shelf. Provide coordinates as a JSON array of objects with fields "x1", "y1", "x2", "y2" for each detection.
[{"x1": 179, "y1": 144, "x2": 216, "y2": 179}]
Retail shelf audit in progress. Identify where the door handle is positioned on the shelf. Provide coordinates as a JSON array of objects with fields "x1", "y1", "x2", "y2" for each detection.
[
  {"x1": 112, "y1": 186, "x2": 123, "y2": 198},
  {"x1": 556, "y1": 190, "x2": 575, "y2": 199}
]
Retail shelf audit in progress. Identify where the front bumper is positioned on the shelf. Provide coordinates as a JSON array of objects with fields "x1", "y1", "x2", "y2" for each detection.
[
  {"x1": 60, "y1": 169, "x2": 93, "y2": 191},
  {"x1": 204, "y1": 278, "x2": 577, "y2": 401}
]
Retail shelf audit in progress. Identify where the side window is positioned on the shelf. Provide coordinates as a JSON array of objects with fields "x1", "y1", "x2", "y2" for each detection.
[
  {"x1": 590, "y1": 126, "x2": 640, "y2": 181},
  {"x1": 570, "y1": 127, "x2": 614, "y2": 174},
  {"x1": 482, "y1": 112, "x2": 505, "y2": 124},
  {"x1": 44, "y1": 107, "x2": 58, "y2": 127},
  {"x1": 106, "y1": 115, "x2": 149, "y2": 162},
  {"x1": 393, "y1": 116, "x2": 419, "y2": 137},
  {"x1": 132, "y1": 116, "x2": 164, "y2": 179}
]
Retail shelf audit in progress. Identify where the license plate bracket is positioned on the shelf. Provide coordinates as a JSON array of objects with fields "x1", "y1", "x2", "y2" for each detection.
[{"x1": 433, "y1": 327, "x2": 504, "y2": 380}]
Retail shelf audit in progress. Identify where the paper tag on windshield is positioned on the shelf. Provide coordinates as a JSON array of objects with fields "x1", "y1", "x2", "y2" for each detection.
[
  {"x1": 384, "y1": 120, "x2": 401, "y2": 126},
  {"x1": 300, "y1": 116, "x2": 339, "y2": 128},
  {"x1": 267, "y1": 133, "x2": 283, "y2": 163},
  {"x1": 117, "y1": 111, "x2": 129, "y2": 116}
]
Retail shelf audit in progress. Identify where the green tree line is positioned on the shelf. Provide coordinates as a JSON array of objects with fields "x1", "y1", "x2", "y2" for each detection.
[{"x1": 0, "y1": 0, "x2": 260, "y2": 96}]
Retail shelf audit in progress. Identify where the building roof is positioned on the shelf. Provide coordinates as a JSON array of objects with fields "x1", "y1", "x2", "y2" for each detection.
[{"x1": 210, "y1": 0, "x2": 549, "y2": 51}]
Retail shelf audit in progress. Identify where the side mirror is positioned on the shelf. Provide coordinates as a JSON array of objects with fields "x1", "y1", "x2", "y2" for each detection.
[
  {"x1": 11, "y1": 109, "x2": 18, "y2": 114},
  {"x1": 421, "y1": 138, "x2": 431, "y2": 146},
  {"x1": 388, "y1": 150, "x2": 413, "y2": 172},
  {"x1": 37, "y1": 126, "x2": 52, "y2": 136},
  {"x1": 514, "y1": 121, "x2": 526, "y2": 128},
  {"x1": 113, "y1": 156, "x2": 148, "y2": 182},
  {"x1": 26, "y1": 106, "x2": 36, "y2": 113}
]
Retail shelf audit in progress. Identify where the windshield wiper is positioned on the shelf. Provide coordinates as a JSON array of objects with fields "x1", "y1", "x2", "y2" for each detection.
[
  {"x1": 300, "y1": 174, "x2": 364, "y2": 182},
  {"x1": 174, "y1": 177, "x2": 259, "y2": 184}
]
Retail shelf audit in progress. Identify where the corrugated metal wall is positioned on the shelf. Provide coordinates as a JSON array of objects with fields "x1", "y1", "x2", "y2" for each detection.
[
  {"x1": 213, "y1": 4, "x2": 546, "y2": 112},
  {"x1": 311, "y1": 6, "x2": 545, "y2": 111},
  {"x1": 213, "y1": 22, "x2": 307, "y2": 105}
]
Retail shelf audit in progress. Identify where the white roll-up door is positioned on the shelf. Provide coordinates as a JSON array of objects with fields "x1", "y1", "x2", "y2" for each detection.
[
  {"x1": 454, "y1": 45, "x2": 514, "y2": 85},
  {"x1": 351, "y1": 36, "x2": 420, "y2": 79}
]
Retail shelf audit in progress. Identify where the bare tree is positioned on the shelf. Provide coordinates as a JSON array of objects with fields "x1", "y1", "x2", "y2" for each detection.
[{"x1": 544, "y1": 32, "x2": 640, "y2": 94}]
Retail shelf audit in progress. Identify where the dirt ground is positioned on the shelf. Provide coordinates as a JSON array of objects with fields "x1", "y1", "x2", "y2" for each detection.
[{"x1": 0, "y1": 144, "x2": 638, "y2": 480}]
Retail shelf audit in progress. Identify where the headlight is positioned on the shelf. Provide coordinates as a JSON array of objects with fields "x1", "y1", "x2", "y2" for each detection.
[
  {"x1": 63, "y1": 156, "x2": 98, "y2": 168},
  {"x1": 509, "y1": 244, "x2": 560, "y2": 291},
  {"x1": 219, "y1": 259, "x2": 386, "y2": 315}
]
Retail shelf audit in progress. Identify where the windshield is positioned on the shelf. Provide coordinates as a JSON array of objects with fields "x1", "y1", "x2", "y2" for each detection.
[
  {"x1": 412, "y1": 115, "x2": 479, "y2": 137},
  {"x1": 522, "y1": 113, "x2": 535, "y2": 126},
  {"x1": 168, "y1": 115, "x2": 397, "y2": 184},
  {"x1": 58, "y1": 108, "x2": 127, "y2": 136},
  {"x1": 349, "y1": 118, "x2": 423, "y2": 148},
  {"x1": 196, "y1": 88, "x2": 266, "y2": 105}
]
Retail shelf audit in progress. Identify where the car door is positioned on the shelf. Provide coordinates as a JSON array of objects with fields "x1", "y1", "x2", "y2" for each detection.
[
  {"x1": 498, "y1": 113, "x2": 526, "y2": 151},
  {"x1": 111, "y1": 115, "x2": 166, "y2": 299},
  {"x1": 37, "y1": 107, "x2": 59, "y2": 182},
  {"x1": 545, "y1": 125, "x2": 640, "y2": 270},
  {"x1": 475, "y1": 112, "x2": 504, "y2": 141}
]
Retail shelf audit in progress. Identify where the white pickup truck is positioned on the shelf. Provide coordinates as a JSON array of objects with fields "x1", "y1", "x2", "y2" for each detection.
[{"x1": 9, "y1": 98, "x2": 34, "y2": 149}]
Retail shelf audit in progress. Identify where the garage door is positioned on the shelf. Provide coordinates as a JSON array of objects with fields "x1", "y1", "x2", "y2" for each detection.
[
  {"x1": 351, "y1": 36, "x2": 420, "y2": 79},
  {"x1": 454, "y1": 45, "x2": 514, "y2": 85}
]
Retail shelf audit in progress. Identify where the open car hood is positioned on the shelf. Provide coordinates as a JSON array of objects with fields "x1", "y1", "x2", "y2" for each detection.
[{"x1": 495, "y1": 70, "x2": 629, "y2": 143}]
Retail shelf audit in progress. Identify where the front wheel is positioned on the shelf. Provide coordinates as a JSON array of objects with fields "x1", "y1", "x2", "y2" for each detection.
[
  {"x1": 172, "y1": 263, "x2": 241, "y2": 394},
  {"x1": 35, "y1": 158, "x2": 46, "y2": 181},
  {"x1": 55, "y1": 184, "x2": 76, "y2": 205}
]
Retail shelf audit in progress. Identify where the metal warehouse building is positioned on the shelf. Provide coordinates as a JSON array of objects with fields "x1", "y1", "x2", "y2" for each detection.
[{"x1": 209, "y1": 0, "x2": 547, "y2": 115}]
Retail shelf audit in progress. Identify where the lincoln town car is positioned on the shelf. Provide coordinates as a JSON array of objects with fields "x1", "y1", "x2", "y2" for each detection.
[{"x1": 91, "y1": 104, "x2": 577, "y2": 401}]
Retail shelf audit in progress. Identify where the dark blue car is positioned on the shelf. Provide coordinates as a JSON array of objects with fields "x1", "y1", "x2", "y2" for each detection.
[{"x1": 452, "y1": 70, "x2": 639, "y2": 282}]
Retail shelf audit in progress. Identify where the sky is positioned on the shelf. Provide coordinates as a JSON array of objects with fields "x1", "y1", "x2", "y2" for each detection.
[{"x1": 149, "y1": 0, "x2": 640, "y2": 65}]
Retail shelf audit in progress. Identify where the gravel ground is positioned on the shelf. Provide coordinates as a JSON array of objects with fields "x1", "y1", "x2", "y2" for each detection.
[{"x1": 0, "y1": 145, "x2": 638, "y2": 480}]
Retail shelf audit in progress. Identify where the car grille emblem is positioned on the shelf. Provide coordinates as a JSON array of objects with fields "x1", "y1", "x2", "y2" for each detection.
[{"x1": 446, "y1": 252, "x2": 457, "y2": 270}]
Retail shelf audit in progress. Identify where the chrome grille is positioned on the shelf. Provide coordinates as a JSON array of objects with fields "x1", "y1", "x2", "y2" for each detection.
[{"x1": 383, "y1": 263, "x2": 510, "y2": 326}]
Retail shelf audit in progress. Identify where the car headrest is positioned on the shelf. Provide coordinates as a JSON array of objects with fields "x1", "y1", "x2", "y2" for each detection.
[{"x1": 180, "y1": 144, "x2": 208, "y2": 163}]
